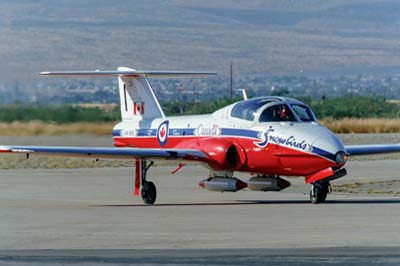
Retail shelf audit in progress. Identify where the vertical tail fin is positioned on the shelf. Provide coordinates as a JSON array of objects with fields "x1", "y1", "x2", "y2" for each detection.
[{"x1": 117, "y1": 67, "x2": 164, "y2": 121}]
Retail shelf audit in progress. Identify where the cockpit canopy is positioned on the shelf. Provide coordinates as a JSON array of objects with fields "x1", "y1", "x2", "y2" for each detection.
[{"x1": 230, "y1": 97, "x2": 316, "y2": 123}]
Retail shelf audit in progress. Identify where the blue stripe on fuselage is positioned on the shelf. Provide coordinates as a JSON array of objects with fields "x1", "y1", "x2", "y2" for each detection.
[
  {"x1": 125, "y1": 127, "x2": 260, "y2": 138},
  {"x1": 112, "y1": 129, "x2": 122, "y2": 137},
  {"x1": 220, "y1": 128, "x2": 259, "y2": 138},
  {"x1": 311, "y1": 146, "x2": 336, "y2": 162},
  {"x1": 136, "y1": 129, "x2": 157, "y2": 136}
]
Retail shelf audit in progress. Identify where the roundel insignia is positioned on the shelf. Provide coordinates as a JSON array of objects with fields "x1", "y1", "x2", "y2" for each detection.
[{"x1": 157, "y1": 120, "x2": 169, "y2": 147}]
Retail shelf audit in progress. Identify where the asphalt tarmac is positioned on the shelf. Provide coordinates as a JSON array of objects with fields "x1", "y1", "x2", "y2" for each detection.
[
  {"x1": 0, "y1": 160, "x2": 399, "y2": 264},
  {"x1": 0, "y1": 248, "x2": 399, "y2": 265}
]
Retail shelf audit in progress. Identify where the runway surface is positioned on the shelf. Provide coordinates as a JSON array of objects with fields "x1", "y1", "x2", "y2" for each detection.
[
  {"x1": 0, "y1": 158, "x2": 400, "y2": 264},
  {"x1": 0, "y1": 248, "x2": 399, "y2": 265}
]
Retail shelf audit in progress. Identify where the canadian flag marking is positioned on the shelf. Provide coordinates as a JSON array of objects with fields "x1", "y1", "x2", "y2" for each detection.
[{"x1": 133, "y1": 102, "x2": 144, "y2": 115}]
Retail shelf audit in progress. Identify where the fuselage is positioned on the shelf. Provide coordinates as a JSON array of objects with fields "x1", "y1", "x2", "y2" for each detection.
[{"x1": 112, "y1": 97, "x2": 346, "y2": 177}]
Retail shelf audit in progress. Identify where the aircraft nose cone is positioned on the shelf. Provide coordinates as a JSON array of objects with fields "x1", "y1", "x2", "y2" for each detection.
[
  {"x1": 312, "y1": 127, "x2": 346, "y2": 166},
  {"x1": 334, "y1": 151, "x2": 348, "y2": 166}
]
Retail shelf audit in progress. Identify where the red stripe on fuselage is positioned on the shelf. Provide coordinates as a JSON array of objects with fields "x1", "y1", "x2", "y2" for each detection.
[{"x1": 113, "y1": 135, "x2": 337, "y2": 176}]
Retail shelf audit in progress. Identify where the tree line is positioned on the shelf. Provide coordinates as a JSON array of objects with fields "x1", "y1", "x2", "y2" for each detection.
[{"x1": 0, "y1": 95, "x2": 398, "y2": 123}]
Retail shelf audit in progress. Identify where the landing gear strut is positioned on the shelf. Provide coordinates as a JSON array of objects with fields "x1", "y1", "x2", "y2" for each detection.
[
  {"x1": 140, "y1": 160, "x2": 157, "y2": 205},
  {"x1": 310, "y1": 182, "x2": 330, "y2": 204}
]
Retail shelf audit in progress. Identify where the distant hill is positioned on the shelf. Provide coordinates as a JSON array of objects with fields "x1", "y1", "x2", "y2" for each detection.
[{"x1": 1, "y1": 0, "x2": 400, "y2": 83}]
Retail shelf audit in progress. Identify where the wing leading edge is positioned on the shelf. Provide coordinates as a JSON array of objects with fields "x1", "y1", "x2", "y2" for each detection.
[
  {"x1": 0, "y1": 145, "x2": 207, "y2": 160},
  {"x1": 345, "y1": 144, "x2": 400, "y2": 156}
]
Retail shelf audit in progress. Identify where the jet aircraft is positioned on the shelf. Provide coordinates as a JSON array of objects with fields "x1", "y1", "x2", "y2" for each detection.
[{"x1": 1, "y1": 67, "x2": 400, "y2": 204}]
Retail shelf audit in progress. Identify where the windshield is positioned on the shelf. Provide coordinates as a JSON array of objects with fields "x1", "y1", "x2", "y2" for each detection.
[
  {"x1": 231, "y1": 98, "x2": 275, "y2": 121},
  {"x1": 290, "y1": 104, "x2": 315, "y2": 122},
  {"x1": 259, "y1": 104, "x2": 297, "y2": 122}
]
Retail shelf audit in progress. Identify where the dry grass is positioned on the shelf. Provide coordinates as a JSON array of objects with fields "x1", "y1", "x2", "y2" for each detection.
[
  {"x1": 334, "y1": 180, "x2": 400, "y2": 195},
  {"x1": 0, "y1": 121, "x2": 115, "y2": 136},
  {"x1": 0, "y1": 118, "x2": 399, "y2": 136},
  {"x1": 74, "y1": 103, "x2": 118, "y2": 111},
  {"x1": 0, "y1": 154, "x2": 133, "y2": 169},
  {"x1": 321, "y1": 118, "x2": 400, "y2": 134}
]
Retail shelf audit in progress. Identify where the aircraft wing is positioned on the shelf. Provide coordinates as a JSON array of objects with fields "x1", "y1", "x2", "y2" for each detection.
[
  {"x1": 0, "y1": 145, "x2": 207, "y2": 160},
  {"x1": 345, "y1": 144, "x2": 400, "y2": 156}
]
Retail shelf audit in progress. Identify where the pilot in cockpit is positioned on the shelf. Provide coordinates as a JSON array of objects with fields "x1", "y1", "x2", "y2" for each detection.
[
  {"x1": 280, "y1": 106, "x2": 287, "y2": 119},
  {"x1": 260, "y1": 104, "x2": 296, "y2": 122},
  {"x1": 271, "y1": 105, "x2": 285, "y2": 121}
]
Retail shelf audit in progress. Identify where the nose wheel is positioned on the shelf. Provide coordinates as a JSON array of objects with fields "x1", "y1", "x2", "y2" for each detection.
[{"x1": 310, "y1": 182, "x2": 330, "y2": 204}]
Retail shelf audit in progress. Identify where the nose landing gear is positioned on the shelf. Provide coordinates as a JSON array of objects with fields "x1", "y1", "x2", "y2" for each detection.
[{"x1": 310, "y1": 182, "x2": 330, "y2": 204}]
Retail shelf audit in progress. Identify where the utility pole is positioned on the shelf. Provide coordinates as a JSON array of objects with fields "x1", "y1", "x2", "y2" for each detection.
[
  {"x1": 14, "y1": 81, "x2": 19, "y2": 104},
  {"x1": 230, "y1": 61, "x2": 233, "y2": 101}
]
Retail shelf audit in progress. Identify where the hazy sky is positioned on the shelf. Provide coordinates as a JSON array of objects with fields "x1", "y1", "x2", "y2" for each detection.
[{"x1": 1, "y1": 0, "x2": 400, "y2": 83}]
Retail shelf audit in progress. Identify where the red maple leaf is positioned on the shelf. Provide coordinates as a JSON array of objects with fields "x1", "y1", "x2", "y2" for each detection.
[{"x1": 159, "y1": 126, "x2": 166, "y2": 138}]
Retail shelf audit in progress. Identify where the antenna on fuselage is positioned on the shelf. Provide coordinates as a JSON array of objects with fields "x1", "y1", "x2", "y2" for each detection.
[{"x1": 241, "y1": 89, "x2": 248, "y2": 100}]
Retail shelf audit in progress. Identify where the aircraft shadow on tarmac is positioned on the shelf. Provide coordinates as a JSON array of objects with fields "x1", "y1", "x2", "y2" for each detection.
[{"x1": 92, "y1": 199, "x2": 400, "y2": 207}]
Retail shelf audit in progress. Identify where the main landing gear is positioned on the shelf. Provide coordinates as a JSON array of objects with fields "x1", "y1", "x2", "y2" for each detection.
[
  {"x1": 310, "y1": 182, "x2": 331, "y2": 204},
  {"x1": 138, "y1": 160, "x2": 157, "y2": 205},
  {"x1": 141, "y1": 180, "x2": 157, "y2": 205}
]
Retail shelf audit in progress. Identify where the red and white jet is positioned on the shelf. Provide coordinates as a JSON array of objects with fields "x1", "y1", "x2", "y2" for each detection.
[{"x1": 1, "y1": 67, "x2": 400, "y2": 204}]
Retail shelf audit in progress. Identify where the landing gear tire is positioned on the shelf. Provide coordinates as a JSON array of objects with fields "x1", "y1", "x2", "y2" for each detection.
[
  {"x1": 141, "y1": 181, "x2": 157, "y2": 205},
  {"x1": 310, "y1": 182, "x2": 329, "y2": 204}
]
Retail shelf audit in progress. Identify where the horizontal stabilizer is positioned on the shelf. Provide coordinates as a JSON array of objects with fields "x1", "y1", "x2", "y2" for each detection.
[{"x1": 40, "y1": 70, "x2": 217, "y2": 76}]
